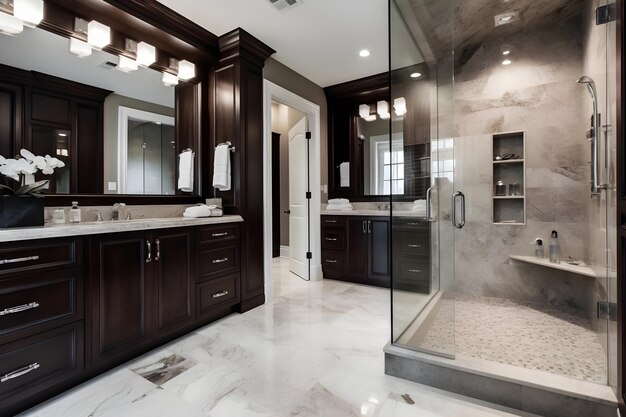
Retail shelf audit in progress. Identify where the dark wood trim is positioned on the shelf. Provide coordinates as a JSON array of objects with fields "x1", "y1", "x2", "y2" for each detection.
[
  {"x1": 218, "y1": 28, "x2": 276, "y2": 66},
  {"x1": 324, "y1": 72, "x2": 389, "y2": 99},
  {"x1": 238, "y1": 293, "x2": 265, "y2": 313},
  {"x1": 43, "y1": 195, "x2": 205, "y2": 207},
  {"x1": 618, "y1": 0, "x2": 625, "y2": 411}
]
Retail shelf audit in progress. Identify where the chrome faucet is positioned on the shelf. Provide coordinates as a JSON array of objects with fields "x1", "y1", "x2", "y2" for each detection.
[{"x1": 112, "y1": 203, "x2": 126, "y2": 221}]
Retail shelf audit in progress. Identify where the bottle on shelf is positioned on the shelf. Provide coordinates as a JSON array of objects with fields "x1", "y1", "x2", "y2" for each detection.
[
  {"x1": 69, "y1": 201, "x2": 81, "y2": 223},
  {"x1": 549, "y1": 230, "x2": 560, "y2": 263},
  {"x1": 534, "y1": 238, "x2": 544, "y2": 258}
]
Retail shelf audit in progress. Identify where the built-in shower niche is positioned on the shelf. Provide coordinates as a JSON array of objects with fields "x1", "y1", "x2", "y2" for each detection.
[{"x1": 492, "y1": 131, "x2": 526, "y2": 225}]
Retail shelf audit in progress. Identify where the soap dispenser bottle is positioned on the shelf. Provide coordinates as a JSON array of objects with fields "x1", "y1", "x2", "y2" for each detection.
[
  {"x1": 534, "y1": 239, "x2": 544, "y2": 258},
  {"x1": 549, "y1": 230, "x2": 560, "y2": 263},
  {"x1": 69, "y1": 201, "x2": 81, "y2": 223}
]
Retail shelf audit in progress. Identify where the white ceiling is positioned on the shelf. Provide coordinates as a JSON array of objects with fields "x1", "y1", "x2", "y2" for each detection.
[{"x1": 157, "y1": 0, "x2": 394, "y2": 87}]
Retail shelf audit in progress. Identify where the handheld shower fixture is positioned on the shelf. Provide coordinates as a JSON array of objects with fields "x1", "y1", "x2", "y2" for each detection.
[{"x1": 577, "y1": 76, "x2": 600, "y2": 194}]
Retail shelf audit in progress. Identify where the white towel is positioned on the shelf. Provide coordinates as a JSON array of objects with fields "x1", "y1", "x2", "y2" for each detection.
[
  {"x1": 326, "y1": 203, "x2": 353, "y2": 211},
  {"x1": 413, "y1": 199, "x2": 427, "y2": 216},
  {"x1": 339, "y1": 162, "x2": 350, "y2": 187},
  {"x1": 178, "y1": 150, "x2": 194, "y2": 192},
  {"x1": 183, "y1": 204, "x2": 224, "y2": 218},
  {"x1": 328, "y1": 198, "x2": 350, "y2": 205},
  {"x1": 213, "y1": 144, "x2": 231, "y2": 191}
]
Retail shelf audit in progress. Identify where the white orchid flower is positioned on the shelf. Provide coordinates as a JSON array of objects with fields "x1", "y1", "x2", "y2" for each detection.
[
  {"x1": 45, "y1": 155, "x2": 65, "y2": 169},
  {"x1": 0, "y1": 155, "x2": 5, "y2": 165},
  {"x1": 19, "y1": 149, "x2": 36, "y2": 161},
  {"x1": 15, "y1": 158, "x2": 37, "y2": 175},
  {"x1": 0, "y1": 160, "x2": 19, "y2": 181}
]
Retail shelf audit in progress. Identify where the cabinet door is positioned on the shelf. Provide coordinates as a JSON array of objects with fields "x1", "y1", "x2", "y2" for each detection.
[
  {"x1": 368, "y1": 218, "x2": 390, "y2": 284},
  {"x1": 90, "y1": 232, "x2": 152, "y2": 366},
  {"x1": 345, "y1": 217, "x2": 369, "y2": 278},
  {"x1": 154, "y1": 229, "x2": 194, "y2": 337}
]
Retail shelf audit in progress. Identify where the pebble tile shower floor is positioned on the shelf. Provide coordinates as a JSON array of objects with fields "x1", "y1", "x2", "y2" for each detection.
[{"x1": 410, "y1": 293, "x2": 607, "y2": 384}]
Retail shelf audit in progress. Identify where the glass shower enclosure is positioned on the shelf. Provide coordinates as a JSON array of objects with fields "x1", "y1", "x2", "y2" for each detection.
[{"x1": 390, "y1": 0, "x2": 617, "y2": 390}]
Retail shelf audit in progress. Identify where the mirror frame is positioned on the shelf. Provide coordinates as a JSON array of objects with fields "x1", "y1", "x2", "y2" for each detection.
[{"x1": 7, "y1": 0, "x2": 221, "y2": 205}]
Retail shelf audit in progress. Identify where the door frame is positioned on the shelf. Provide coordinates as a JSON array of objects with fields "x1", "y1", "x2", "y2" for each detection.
[
  {"x1": 263, "y1": 80, "x2": 323, "y2": 299},
  {"x1": 617, "y1": 0, "x2": 625, "y2": 412}
]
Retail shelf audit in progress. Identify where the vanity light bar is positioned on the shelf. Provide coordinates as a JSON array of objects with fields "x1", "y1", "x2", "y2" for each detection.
[
  {"x1": 377, "y1": 100, "x2": 390, "y2": 120},
  {"x1": 178, "y1": 60, "x2": 195, "y2": 80},
  {"x1": 0, "y1": 11, "x2": 23, "y2": 35},
  {"x1": 118, "y1": 55, "x2": 138, "y2": 72},
  {"x1": 87, "y1": 20, "x2": 110, "y2": 49},
  {"x1": 69, "y1": 37, "x2": 92, "y2": 57},
  {"x1": 162, "y1": 71, "x2": 178, "y2": 87},
  {"x1": 136, "y1": 41, "x2": 156, "y2": 66},
  {"x1": 393, "y1": 97, "x2": 407, "y2": 116},
  {"x1": 13, "y1": 0, "x2": 43, "y2": 27}
]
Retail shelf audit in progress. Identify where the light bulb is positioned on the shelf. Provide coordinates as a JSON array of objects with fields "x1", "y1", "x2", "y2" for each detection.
[{"x1": 87, "y1": 20, "x2": 110, "y2": 49}]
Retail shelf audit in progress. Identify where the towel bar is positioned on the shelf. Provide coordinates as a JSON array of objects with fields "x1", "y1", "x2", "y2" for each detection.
[{"x1": 217, "y1": 141, "x2": 236, "y2": 153}]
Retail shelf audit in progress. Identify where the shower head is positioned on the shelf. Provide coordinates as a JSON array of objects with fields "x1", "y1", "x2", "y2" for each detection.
[{"x1": 577, "y1": 76, "x2": 597, "y2": 101}]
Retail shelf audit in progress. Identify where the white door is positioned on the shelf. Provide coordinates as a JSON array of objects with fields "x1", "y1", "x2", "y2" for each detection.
[{"x1": 288, "y1": 117, "x2": 309, "y2": 280}]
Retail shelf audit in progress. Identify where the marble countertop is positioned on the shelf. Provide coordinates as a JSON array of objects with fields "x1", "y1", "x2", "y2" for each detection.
[
  {"x1": 321, "y1": 209, "x2": 428, "y2": 218},
  {"x1": 0, "y1": 215, "x2": 244, "y2": 243}
]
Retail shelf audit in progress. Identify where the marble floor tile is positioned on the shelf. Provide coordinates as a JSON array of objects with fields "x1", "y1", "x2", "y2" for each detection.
[{"x1": 20, "y1": 258, "x2": 537, "y2": 417}]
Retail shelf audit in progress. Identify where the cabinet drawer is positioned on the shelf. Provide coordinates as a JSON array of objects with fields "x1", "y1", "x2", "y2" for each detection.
[
  {"x1": 0, "y1": 239, "x2": 81, "y2": 277},
  {"x1": 393, "y1": 218, "x2": 430, "y2": 231},
  {"x1": 321, "y1": 216, "x2": 346, "y2": 229},
  {"x1": 0, "y1": 323, "x2": 83, "y2": 408},
  {"x1": 197, "y1": 245, "x2": 240, "y2": 282},
  {"x1": 394, "y1": 231, "x2": 430, "y2": 256},
  {"x1": 394, "y1": 256, "x2": 431, "y2": 293},
  {"x1": 321, "y1": 251, "x2": 344, "y2": 271},
  {"x1": 197, "y1": 274, "x2": 240, "y2": 315},
  {"x1": 321, "y1": 229, "x2": 345, "y2": 251},
  {"x1": 0, "y1": 270, "x2": 82, "y2": 342},
  {"x1": 197, "y1": 224, "x2": 239, "y2": 246}
]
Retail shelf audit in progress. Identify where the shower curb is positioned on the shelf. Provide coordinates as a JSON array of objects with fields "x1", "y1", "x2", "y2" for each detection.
[{"x1": 384, "y1": 343, "x2": 617, "y2": 417}]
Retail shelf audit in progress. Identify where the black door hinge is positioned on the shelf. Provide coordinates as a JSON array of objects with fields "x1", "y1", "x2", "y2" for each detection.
[
  {"x1": 305, "y1": 191, "x2": 311, "y2": 199},
  {"x1": 306, "y1": 131, "x2": 311, "y2": 139},
  {"x1": 306, "y1": 252, "x2": 312, "y2": 259},
  {"x1": 596, "y1": 4, "x2": 616, "y2": 25}
]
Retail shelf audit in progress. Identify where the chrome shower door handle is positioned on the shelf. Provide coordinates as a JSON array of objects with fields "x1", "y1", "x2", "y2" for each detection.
[
  {"x1": 451, "y1": 191, "x2": 465, "y2": 229},
  {"x1": 362, "y1": 220, "x2": 367, "y2": 233},
  {"x1": 426, "y1": 183, "x2": 435, "y2": 221}
]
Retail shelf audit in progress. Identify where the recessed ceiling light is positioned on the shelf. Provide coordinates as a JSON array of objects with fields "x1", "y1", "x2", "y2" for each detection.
[
  {"x1": 494, "y1": 10, "x2": 519, "y2": 26},
  {"x1": 410, "y1": 72, "x2": 422, "y2": 78},
  {"x1": 359, "y1": 49, "x2": 370, "y2": 57},
  {"x1": 502, "y1": 50, "x2": 510, "y2": 55},
  {"x1": 502, "y1": 59, "x2": 512, "y2": 65}
]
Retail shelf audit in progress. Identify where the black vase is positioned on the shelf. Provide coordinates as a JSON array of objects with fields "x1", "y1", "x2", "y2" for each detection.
[{"x1": 0, "y1": 196, "x2": 45, "y2": 228}]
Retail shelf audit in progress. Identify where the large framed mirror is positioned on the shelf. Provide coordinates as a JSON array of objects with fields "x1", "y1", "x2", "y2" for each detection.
[{"x1": 0, "y1": 0, "x2": 211, "y2": 203}]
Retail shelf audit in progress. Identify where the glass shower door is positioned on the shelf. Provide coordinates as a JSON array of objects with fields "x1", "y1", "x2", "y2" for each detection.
[{"x1": 390, "y1": 0, "x2": 456, "y2": 358}]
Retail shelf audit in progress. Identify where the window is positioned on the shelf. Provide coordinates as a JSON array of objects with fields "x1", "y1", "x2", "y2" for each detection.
[{"x1": 370, "y1": 135, "x2": 404, "y2": 195}]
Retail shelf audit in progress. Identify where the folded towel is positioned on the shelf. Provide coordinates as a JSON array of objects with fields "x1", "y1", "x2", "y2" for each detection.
[
  {"x1": 213, "y1": 144, "x2": 231, "y2": 191},
  {"x1": 339, "y1": 162, "x2": 350, "y2": 187},
  {"x1": 177, "y1": 150, "x2": 194, "y2": 192},
  {"x1": 326, "y1": 203, "x2": 353, "y2": 211},
  {"x1": 183, "y1": 204, "x2": 224, "y2": 218},
  {"x1": 183, "y1": 204, "x2": 212, "y2": 218},
  {"x1": 328, "y1": 198, "x2": 350, "y2": 205}
]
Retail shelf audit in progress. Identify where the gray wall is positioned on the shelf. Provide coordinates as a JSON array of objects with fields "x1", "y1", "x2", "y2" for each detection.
[
  {"x1": 271, "y1": 101, "x2": 306, "y2": 247},
  {"x1": 103, "y1": 94, "x2": 175, "y2": 194},
  {"x1": 263, "y1": 58, "x2": 329, "y2": 203},
  {"x1": 453, "y1": 15, "x2": 596, "y2": 312}
]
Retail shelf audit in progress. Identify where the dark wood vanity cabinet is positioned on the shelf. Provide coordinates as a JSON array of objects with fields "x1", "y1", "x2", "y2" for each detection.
[
  {"x1": 89, "y1": 228, "x2": 197, "y2": 367},
  {"x1": 322, "y1": 215, "x2": 390, "y2": 287},
  {"x1": 392, "y1": 218, "x2": 431, "y2": 293},
  {"x1": 0, "y1": 238, "x2": 85, "y2": 417}
]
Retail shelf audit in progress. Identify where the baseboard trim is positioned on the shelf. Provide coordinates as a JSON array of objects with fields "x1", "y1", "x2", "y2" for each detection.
[
  {"x1": 239, "y1": 293, "x2": 265, "y2": 313},
  {"x1": 280, "y1": 245, "x2": 290, "y2": 258}
]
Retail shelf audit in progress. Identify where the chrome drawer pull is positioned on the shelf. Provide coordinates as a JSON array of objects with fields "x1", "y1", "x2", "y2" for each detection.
[
  {"x1": 1, "y1": 362, "x2": 40, "y2": 383},
  {"x1": 325, "y1": 237, "x2": 338, "y2": 241},
  {"x1": 212, "y1": 290, "x2": 229, "y2": 298},
  {"x1": 406, "y1": 222, "x2": 419, "y2": 226},
  {"x1": 325, "y1": 259, "x2": 338, "y2": 263},
  {"x1": 211, "y1": 232, "x2": 228, "y2": 237},
  {"x1": 408, "y1": 244, "x2": 422, "y2": 248},
  {"x1": 0, "y1": 302, "x2": 39, "y2": 316},
  {"x1": 325, "y1": 220, "x2": 337, "y2": 223},
  {"x1": 408, "y1": 269, "x2": 422, "y2": 273},
  {"x1": 0, "y1": 256, "x2": 39, "y2": 265},
  {"x1": 212, "y1": 258, "x2": 228, "y2": 264}
]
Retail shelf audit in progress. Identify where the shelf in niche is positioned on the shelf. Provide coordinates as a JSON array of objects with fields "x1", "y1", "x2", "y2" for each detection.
[
  {"x1": 492, "y1": 131, "x2": 526, "y2": 225},
  {"x1": 493, "y1": 159, "x2": 524, "y2": 164}
]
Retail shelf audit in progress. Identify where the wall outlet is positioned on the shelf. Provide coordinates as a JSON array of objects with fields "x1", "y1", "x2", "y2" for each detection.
[
  {"x1": 321, "y1": 184, "x2": 328, "y2": 194},
  {"x1": 107, "y1": 182, "x2": 117, "y2": 191}
]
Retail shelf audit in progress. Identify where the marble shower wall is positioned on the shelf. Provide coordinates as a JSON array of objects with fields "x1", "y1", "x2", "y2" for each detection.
[{"x1": 453, "y1": 15, "x2": 597, "y2": 312}]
